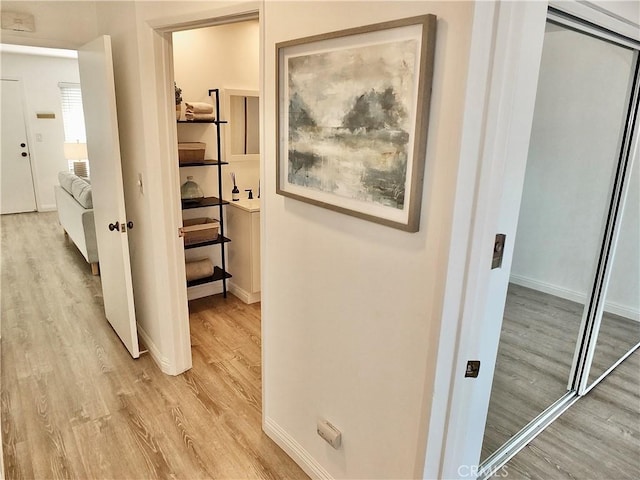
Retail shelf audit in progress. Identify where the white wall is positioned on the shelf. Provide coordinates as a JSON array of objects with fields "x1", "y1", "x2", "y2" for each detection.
[
  {"x1": 263, "y1": 2, "x2": 474, "y2": 478},
  {"x1": 1, "y1": 52, "x2": 80, "y2": 210},
  {"x1": 511, "y1": 26, "x2": 639, "y2": 319}
]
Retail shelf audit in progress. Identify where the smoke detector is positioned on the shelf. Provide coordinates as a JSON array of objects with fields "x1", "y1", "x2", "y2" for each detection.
[{"x1": 1, "y1": 12, "x2": 35, "y2": 32}]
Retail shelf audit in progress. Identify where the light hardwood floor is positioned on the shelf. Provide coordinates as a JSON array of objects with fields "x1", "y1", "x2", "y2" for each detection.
[
  {"x1": 483, "y1": 284, "x2": 640, "y2": 478},
  {"x1": 1, "y1": 212, "x2": 308, "y2": 479}
]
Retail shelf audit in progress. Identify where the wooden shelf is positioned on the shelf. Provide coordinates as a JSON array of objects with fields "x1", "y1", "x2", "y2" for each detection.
[
  {"x1": 181, "y1": 196, "x2": 229, "y2": 210},
  {"x1": 186, "y1": 266, "x2": 232, "y2": 288},
  {"x1": 178, "y1": 119, "x2": 215, "y2": 124},
  {"x1": 184, "y1": 235, "x2": 230, "y2": 250},
  {"x1": 179, "y1": 159, "x2": 228, "y2": 167},
  {"x1": 177, "y1": 119, "x2": 228, "y2": 124}
]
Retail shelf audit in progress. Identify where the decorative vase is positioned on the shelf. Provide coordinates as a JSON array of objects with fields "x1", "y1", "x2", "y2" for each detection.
[{"x1": 181, "y1": 176, "x2": 204, "y2": 202}]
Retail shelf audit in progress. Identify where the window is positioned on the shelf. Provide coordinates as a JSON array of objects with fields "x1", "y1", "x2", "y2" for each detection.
[
  {"x1": 59, "y1": 82, "x2": 86, "y2": 143},
  {"x1": 59, "y1": 83, "x2": 88, "y2": 174}
]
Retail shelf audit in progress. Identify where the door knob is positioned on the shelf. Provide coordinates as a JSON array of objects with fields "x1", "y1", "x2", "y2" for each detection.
[
  {"x1": 108, "y1": 222, "x2": 120, "y2": 232},
  {"x1": 21, "y1": 152, "x2": 27, "y2": 157},
  {"x1": 127, "y1": 221, "x2": 134, "y2": 229},
  {"x1": 20, "y1": 143, "x2": 26, "y2": 148}
]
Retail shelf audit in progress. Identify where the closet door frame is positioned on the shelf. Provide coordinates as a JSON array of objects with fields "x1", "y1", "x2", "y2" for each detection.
[{"x1": 479, "y1": 9, "x2": 640, "y2": 478}]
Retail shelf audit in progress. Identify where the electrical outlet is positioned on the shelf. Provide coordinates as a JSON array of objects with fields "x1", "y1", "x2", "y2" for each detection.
[{"x1": 317, "y1": 419, "x2": 342, "y2": 449}]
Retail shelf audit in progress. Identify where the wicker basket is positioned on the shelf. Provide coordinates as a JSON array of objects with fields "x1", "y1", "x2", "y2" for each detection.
[
  {"x1": 182, "y1": 218, "x2": 219, "y2": 245},
  {"x1": 178, "y1": 142, "x2": 206, "y2": 163}
]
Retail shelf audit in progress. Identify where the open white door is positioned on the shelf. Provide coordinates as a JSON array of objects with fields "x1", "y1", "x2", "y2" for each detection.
[{"x1": 78, "y1": 36, "x2": 139, "y2": 358}]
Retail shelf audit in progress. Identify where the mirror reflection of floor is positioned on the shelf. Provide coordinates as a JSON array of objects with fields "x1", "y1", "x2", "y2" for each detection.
[
  {"x1": 501, "y1": 349, "x2": 640, "y2": 478},
  {"x1": 481, "y1": 283, "x2": 640, "y2": 461}
]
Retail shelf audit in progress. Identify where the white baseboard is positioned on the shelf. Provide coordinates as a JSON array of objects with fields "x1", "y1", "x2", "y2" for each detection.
[
  {"x1": 264, "y1": 417, "x2": 333, "y2": 480},
  {"x1": 510, "y1": 274, "x2": 640, "y2": 321},
  {"x1": 37, "y1": 204, "x2": 56, "y2": 212},
  {"x1": 137, "y1": 324, "x2": 172, "y2": 373},
  {"x1": 186, "y1": 282, "x2": 223, "y2": 301},
  {"x1": 229, "y1": 282, "x2": 261, "y2": 304}
]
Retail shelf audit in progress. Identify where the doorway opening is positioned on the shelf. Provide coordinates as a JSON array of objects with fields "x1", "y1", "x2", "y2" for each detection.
[
  {"x1": 171, "y1": 19, "x2": 260, "y2": 305},
  {"x1": 160, "y1": 7, "x2": 269, "y2": 439},
  {"x1": 0, "y1": 44, "x2": 86, "y2": 215}
]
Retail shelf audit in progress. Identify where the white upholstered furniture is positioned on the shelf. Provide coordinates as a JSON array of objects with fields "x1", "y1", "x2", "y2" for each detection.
[{"x1": 54, "y1": 172, "x2": 99, "y2": 275}]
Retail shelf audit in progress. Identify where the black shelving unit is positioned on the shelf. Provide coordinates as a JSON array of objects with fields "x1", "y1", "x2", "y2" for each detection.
[
  {"x1": 180, "y1": 159, "x2": 228, "y2": 167},
  {"x1": 184, "y1": 235, "x2": 231, "y2": 250},
  {"x1": 181, "y1": 196, "x2": 228, "y2": 209},
  {"x1": 178, "y1": 119, "x2": 216, "y2": 124},
  {"x1": 179, "y1": 88, "x2": 231, "y2": 297}
]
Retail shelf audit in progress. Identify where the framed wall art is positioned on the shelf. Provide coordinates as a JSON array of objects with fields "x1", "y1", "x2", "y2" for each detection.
[{"x1": 276, "y1": 15, "x2": 437, "y2": 232}]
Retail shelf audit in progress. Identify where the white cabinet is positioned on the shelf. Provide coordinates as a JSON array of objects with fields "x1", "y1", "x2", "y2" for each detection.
[{"x1": 226, "y1": 199, "x2": 260, "y2": 303}]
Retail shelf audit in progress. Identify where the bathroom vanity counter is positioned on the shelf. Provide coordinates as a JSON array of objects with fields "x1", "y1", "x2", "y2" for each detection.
[
  {"x1": 228, "y1": 198, "x2": 260, "y2": 213},
  {"x1": 226, "y1": 199, "x2": 260, "y2": 303}
]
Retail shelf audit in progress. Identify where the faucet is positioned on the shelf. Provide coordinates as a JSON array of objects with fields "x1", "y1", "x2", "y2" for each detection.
[{"x1": 245, "y1": 189, "x2": 253, "y2": 200}]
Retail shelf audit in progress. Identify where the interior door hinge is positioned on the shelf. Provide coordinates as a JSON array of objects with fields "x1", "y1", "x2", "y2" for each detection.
[
  {"x1": 465, "y1": 360, "x2": 481, "y2": 378},
  {"x1": 492, "y1": 234, "x2": 506, "y2": 269}
]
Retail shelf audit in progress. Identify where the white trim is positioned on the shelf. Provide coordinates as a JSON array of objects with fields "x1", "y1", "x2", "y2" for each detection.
[
  {"x1": 551, "y1": 1, "x2": 640, "y2": 41},
  {"x1": 263, "y1": 417, "x2": 333, "y2": 480},
  {"x1": 137, "y1": 324, "x2": 172, "y2": 374},
  {"x1": 430, "y1": 2, "x2": 549, "y2": 478},
  {"x1": 510, "y1": 274, "x2": 640, "y2": 321},
  {"x1": 422, "y1": 2, "x2": 500, "y2": 478},
  {"x1": 147, "y1": 2, "x2": 260, "y2": 32},
  {"x1": 147, "y1": 2, "x2": 262, "y2": 377},
  {"x1": 547, "y1": 8, "x2": 640, "y2": 50},
  {"x1": 37, "y1": 203, "x2": 57, "y2": 212},
  {"x1": 228, "y1": 283, "x2": 261, "y2": 304},
  {"x1": 580, "y1": 0, "x2": 640, "y2": 30},
  {"x1": 144, "y1": 27, "x2": 192, "y2": 375},
  {"x1": 186, "y1": 282, "x2": 224, "y2": 301}
]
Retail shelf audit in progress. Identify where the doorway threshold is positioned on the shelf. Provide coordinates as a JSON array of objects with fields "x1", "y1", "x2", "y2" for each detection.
[{"x1": 478, "y1": 392, "x2": 579, "y2": 479}]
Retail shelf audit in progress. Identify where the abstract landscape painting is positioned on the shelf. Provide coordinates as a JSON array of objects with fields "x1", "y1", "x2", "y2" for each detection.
[{"x1": 277, "y1": 16, "x2": 437, "y2": 231}]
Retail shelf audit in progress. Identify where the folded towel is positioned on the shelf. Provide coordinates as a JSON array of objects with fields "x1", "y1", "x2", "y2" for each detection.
[
  {"x1": 185, "y1": 112, "x2": 216, "y2": 122},
  {"x1": 185, "y1": 258, "x2": 214, "y2": 281},
  {"x1": 185, "y1": 101, "x2": 214, "y2": 114}
]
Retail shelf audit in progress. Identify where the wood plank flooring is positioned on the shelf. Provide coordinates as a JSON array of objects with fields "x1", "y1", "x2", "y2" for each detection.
[
  {"x1": 482, "y1": 283, "x2": 640, "y2": 478},
  {"x1": 502, "y1": 349, "x2": 640, "y2": 479},
  {"x1": 1, "y1": 212, "x2": 308, "y2": 479}
]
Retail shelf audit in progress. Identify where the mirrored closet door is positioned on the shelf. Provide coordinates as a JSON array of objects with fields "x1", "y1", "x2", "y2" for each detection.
[
  {"x1": 481, "y1": 11, "x2": 639, "y2": 466},
  {"x1": 581, "y1": 102, "x2": 640, "y2": 391}
]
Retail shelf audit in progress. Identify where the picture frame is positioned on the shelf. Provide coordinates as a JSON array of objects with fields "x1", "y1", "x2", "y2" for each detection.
[{"x1": 276, "y1": 15, "x2": 437, "y2": 232}]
